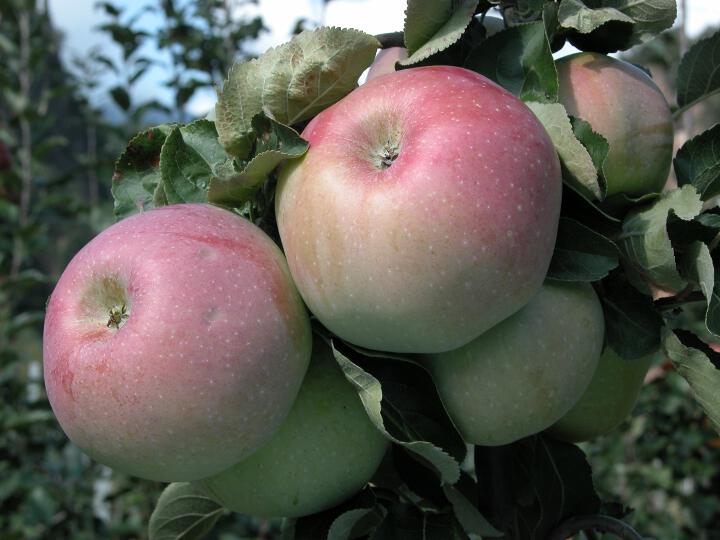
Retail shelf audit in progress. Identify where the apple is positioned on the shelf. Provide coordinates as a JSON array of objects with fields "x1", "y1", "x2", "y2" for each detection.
[
  {"x1": 547, "y1": 348, "x2": 656, "y2": 442},
  {"x1": 43, "y1": 203, "x2": 312, "y2": 482},
  {"x1": 198, "y1": 337, "x2": 388, "y2": 518},
  {"x1": 276, "y1": 66, "x2": 562, "y2": 353},
  {"x1": 365, "y1": 47, "x2": 408, "y2": 82},
  {"x1": 556, "y1": 52, "x2": 673, "y2": 198},
  {"x1": 424, "y1": 281, "x2": 605, "y2": 446}
]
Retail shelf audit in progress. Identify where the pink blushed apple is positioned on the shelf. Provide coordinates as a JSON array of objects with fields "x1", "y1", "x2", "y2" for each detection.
[
  {"x1": 556, "y1": 52, "x2": 674, "y2": 197},
  {"x1": 276, "y1": 66, "x2": 562, "y2": 353},
  {"x1": 43, "y1": 204, "x2": 312, "y2": 482}
]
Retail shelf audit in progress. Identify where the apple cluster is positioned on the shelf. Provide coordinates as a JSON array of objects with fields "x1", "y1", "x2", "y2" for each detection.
[{"x1": 43, "y1": 51, "x2": 672, "y2": 519}]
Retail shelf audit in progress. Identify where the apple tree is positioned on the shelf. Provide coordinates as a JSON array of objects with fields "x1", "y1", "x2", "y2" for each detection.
[{"x1": 40, "y1": 0, "x2": 720, "y2": 538}]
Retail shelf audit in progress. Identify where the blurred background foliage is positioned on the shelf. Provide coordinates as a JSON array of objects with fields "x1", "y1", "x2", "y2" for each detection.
[{"x1": 0, "y1": 0, "x2": 718, "y2": 539}]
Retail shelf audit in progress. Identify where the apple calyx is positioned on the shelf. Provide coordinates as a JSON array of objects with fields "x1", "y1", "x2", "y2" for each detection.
[
  {"x1": 375, "y1": 141, "x2": 400, "y2": 170},
  {"x1": 106, "y1": 304, "x2": 129, "y2": 329},
  {"x1": 80, "y1": 274, "x2": 131, "y2": 331}
]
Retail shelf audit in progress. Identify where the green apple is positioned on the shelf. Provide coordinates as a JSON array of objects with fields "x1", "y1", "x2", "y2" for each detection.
[
  {"x1": 425, "y1": 282, "x2": 605, "y2": 446},
  {"x1": 197, "y1": 338, "x2": 388, "y2": 518},
  {"x1": 547, "y1": 348, "x2": 655, "y2": 442},
  {"x1": 556, "y1": 52, "x2": 673, "y2": 198}
]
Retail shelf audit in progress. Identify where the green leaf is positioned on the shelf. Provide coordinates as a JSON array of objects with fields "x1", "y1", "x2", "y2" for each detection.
[
  {"x1": 526, "y1": 102, "x2": 601, "y2": 199},
  {"x1": 208, "y1": 113, "x2": 308, "y2": 207},
  {"x1": 401, "y1": 0, "x2": 479, "y2": 65},
  {"x1": 677, "y1": 29, "x2": 720, "y2": 115},
  {"x1": 547, "y1": 217, "x2": 619, "y2": 281},
  {"x1": 558, "y1": 0, "x2": 635, "y2": 34},
  {"x1": 369, "y1": 503, "x2": 466, "y2": 540},
  {"x1": 600, "y1": 271, "x2": 663, "y2": 359},
  {"x1": 158, "y1": 120, "x2": 228, "y2": 205},
  {"x1": 327, "y1": 506, "x2": 387, "y2": 540},
  {"x1": 543, "y1": 2, "x2": 568, "y2": 52},
  {"x1": 465, "y1": 22, "x2": 558, "y2": 103},
  {"x1": 160, "y1": 128, "x2": 213, "y2": 204},
  {"x1": 6, "y1": 311, "x2": 46, "y2": 338},
  {"x1": 518, "y1": 437, "x2": 601, "y2": 539},
  {"x1": 674, "y1": 124, "x2": 720, "y2": 200},
  {"x1": 0, "y1": 32, "x2": 17, "y2": 55},
  {"x1": 178, "y1": 119, "x2": 228, "y2": 167},
  {"x1": 619, "y1": 185, "x2": 703, "y2": 291},
  {"x1": 32, "y1": 135, "x2": 68, "y2": 160},
  {"x1": 443, "y1": 485, "x2": 503, "y2": 538},
  {"x1": 475, "y1": 437, "x2": 600, "y2": 540},
  {"x1": 252, "y1": 112, "x2": 309, "y2": 157},
  {"x1": 215, "y1": 27, "x2": 379, "y2": 157},
  {"x1": 287, "y1": 489, "x2": 381, "y2": 540},
  {"x1": 111, "y1": 125, "x2": 173, "y2": 219},
  {"x1": 208, "y1": 152, "x2": 280, "y2": 206},
  {"x1": 110, "y1": 85, "x2": 131, "y2": 111},
  {"x1": 0, "y1": 200, "x2": 19, "y2": 223},
  {"x1": 568, "y1": 0, "x2": 676, "y2": 51},
  {"x1": 680, "y1": 242, "x2": 720, "y2": 338},
  {"x1": 96, "y1": 1, "x2": 121, "y2": 17},
  {"x1": 3, "y1": 410, "x2": 55, "y2": 430},
  {"x1": 148, "y1": 483, "x2": 223, "y2": 540},
  {"x1": 570, "y1": 115, "x2": 609, "y2": 195},
  {"x1": 664, "y1": 330, "x2": 720, "y2": 434},
  {"x1": 331, "y1": 344, "x2": 461, "y2": 485}
]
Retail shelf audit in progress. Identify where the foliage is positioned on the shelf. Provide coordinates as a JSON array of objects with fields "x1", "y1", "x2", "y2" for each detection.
[
  {"x1": 4, "y1": 0, "x2": 720, "y2": 539},
  {"x1": 586, "y1": 367, "x2": 720, "y2": 539},
  {"x1": 124, "y1": 1, "x2": 720, "y2": 537},
  {"x1": 0, "y1": 2, "x2": 155, "y2": 538},
  {"x1": 0, "y1": 0, "x2": 277, "y2": 538}
]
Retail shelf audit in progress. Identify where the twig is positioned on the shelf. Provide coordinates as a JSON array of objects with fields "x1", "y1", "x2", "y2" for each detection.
[
  {"x1": 10, "y1": 10, "x2": 33, "y2": 277},
  {"x1": 375, "y1": 31, "x2": 404, "y2": 49},
  {"x1": 708, "y1": 231, "x2": 720, "y2": 253},
  {"x1": 654, "y1": 290, "x2": 705, "y2": 312},
  {"x1": 547, "y1": 515, "x2": 645, "y2": 540}
]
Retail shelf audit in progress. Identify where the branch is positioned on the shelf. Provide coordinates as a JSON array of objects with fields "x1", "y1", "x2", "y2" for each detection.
[
  {"x1": 654, "y1": 290, "x2": 705, "y2": 312},
  {"x1": 673, "y1": 88, "x2": 720, "y2": 120},
  {"x1": 10, "y1": 10, "x2": 33, "y2": 277},
  {"x1": 375, "y1": 32, "x2": 404, "y2": 49},
  {"x1": 547, "y1": 515, "x2": 645, "y2": 540}
]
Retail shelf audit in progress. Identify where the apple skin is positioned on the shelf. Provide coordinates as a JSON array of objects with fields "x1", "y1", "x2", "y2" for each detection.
[
  {"x1": 424, "y1": 282, "x2": 605, "y2": 446},
  {"x1": 43, "y1": 204, "x2": 312, "y2": 482},
  {"x1": 365, "y1": 47, "x2": 408, "y2": 82},
  {"x1": 198, "y1": 338, "x2": 388, "y2": 518},
  {"x1": 556, "y1": 52, "x2": 673, "y2": 198},
  {"x1": 276, "y1": 66, "x2": 562, "y2": 353},
  {"x1": 547, "y1": 348, "x2": 655, "y2": 442}
]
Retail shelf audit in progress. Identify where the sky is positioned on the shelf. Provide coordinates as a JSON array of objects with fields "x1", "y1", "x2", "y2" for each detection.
[{"x1": 47, "y1": 0, "x2": 720, "y2": 119}]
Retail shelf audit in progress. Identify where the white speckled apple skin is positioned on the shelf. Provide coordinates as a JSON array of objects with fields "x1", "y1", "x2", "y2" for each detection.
[
  {"x1": 425, "y1": 282, "x2": 605, "y2": 446},
  {"x1": 43, "y1": 204, "x2": 312, "y2": 482},
  {"x1": 556, "y1": 52, "x2": 673, "y2": 198},
  {"x1": 198, "y1": 338, "x2": 388, "y2": 518},
  {"x1": 276, "y1": 66, "x2": 562, "y2": 354}
]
